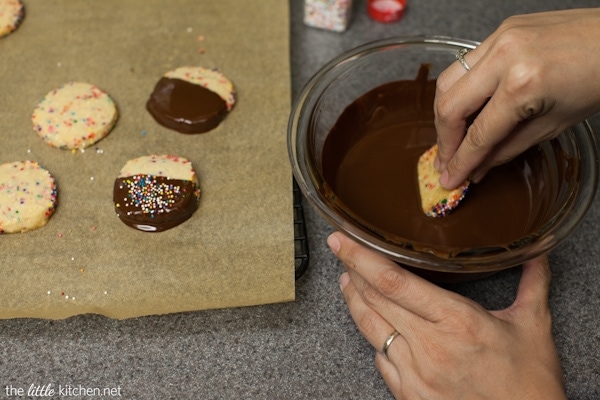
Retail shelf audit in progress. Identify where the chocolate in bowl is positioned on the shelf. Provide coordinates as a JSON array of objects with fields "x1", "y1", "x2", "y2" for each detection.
[
  {"x1": 288, "y1": 36, "x2": 599, "y2": 281},
  {"x1": 321, "y1": 64, "x2": 571, "y2": 259}
]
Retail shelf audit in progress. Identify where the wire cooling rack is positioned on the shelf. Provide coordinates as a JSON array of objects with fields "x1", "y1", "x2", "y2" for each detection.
[{"x1": 293, "y1": 178, "x2": 310, "y2": 280}]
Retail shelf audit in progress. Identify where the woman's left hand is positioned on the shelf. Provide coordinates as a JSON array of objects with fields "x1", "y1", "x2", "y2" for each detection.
[{"x1": 327, "y1": 231, "x2": 565, "y2": 400}]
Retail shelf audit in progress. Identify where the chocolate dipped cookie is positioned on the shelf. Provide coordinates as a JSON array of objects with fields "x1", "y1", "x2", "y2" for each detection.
[
  {"x1": 113, "y1": 155, "x2": 201, "y2": 232},
  {"x1": 146, "y1": 66, "x2": 236, "y2": 134}
]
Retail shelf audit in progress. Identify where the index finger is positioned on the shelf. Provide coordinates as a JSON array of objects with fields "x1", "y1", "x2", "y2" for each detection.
[
  {"x1": 327, "y1": 231, "x2": 460, "y2": 323},
  {"x1": 434, "y1": 47, "x2": 496, "y2": 178}
]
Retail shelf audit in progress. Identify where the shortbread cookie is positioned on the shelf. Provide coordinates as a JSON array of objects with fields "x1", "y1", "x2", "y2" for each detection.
[
  {"x1": 0, "y1": 0, "x2": 24, "y2": 39},
  {"x1": 32, "y1": 82, "x2": 118, "y2": 149},
  {"x1": 113, "y1": 155, "x2": 201, "y2": 232},
  {"x1": 146, "y1": 66, "x2": 236, "y2": 133},
  {"x1": 417, "y1": 144, "x2": 469, "y2": 217},
  {"x1": 0, "y1": 161, "x2": 58, "y2": 233}
]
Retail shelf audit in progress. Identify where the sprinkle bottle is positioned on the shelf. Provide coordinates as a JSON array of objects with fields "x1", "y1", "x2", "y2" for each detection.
[{"x1": 304, "y1": 0, "x2": 353, "y2": 32}]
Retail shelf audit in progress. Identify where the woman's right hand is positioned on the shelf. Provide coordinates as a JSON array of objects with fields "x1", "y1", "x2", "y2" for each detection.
[{"x1": 434, "y1": 8, "x2": 600, "y2": 190}]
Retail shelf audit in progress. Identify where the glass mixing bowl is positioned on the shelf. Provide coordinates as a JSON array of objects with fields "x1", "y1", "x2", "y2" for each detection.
[{"x1": 288, "y1": 36, "x2": 599, "y2": 279}]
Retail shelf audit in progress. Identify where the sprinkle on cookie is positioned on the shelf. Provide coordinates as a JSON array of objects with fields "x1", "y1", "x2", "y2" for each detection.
[{"x1": 118, "y1": 175, "x2": 186, "y2": 216}]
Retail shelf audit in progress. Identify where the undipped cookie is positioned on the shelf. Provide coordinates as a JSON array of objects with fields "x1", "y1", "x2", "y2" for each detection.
[
  {"x1": 146, "y1": 66, "x2": 236, "y2": 133},
  {"x1": 0, "y1": 0, "x2": 24, "y2": 39},
  {"x1": 32, "y1": 82, "x2": 118, "y2": 149},
  {"x1": 417, "y1": 144, "x2": 469, "y2": 217},
  {"x1": 0, "y1": 160, "x2": 58, "y2": 233},
  {"x1": 113, "y1": 155, "x2": 201, "y2": 232}
]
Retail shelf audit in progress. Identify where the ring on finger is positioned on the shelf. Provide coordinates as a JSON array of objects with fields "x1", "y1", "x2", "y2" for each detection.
[
  {"x1": 455, "y1": 48, "x2": 471, "y2": 71},
  {"x1": 382, "y1": 330, "x2": 401, "y2": 360}
]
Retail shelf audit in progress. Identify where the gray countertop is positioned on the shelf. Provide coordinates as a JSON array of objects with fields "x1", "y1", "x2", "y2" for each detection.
[{"x1": 2, "y1": 1, "x2": 599, "y2": 399}]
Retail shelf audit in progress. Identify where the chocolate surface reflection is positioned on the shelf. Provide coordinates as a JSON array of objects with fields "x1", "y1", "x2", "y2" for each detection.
[{"x1": 320, "y1": 65, "x2": 575, "y2": 258}]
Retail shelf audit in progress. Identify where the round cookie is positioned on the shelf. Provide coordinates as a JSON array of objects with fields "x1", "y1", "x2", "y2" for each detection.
[
  {"x1": 32, "y1": 82, "x2": 118, "y2": 149},
  {"x1": 146, "y1": 66, "x2": 236, "y2": 134},
  {"x1": 113, "y1": 155, "x2": 201, "y2": 232},
  {"x1": 0, "y1": 161, "x2": 58, "y2": 234},
  {"x1": 0, "y1": 0, "x2": 24, "y2": 39}
]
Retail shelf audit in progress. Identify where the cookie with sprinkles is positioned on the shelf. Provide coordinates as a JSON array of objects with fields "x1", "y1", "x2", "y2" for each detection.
[
  {"x1": 0, "y1": 0, "x2": 24, "y2": 39},
  {"x1": 0, "y1": 161, "x2": 58, "y2": 233},
  {"x1": 146, "y1": 66, "x2": 236, "y2": 133},
  {"x1": 113, "y1": 155, "x2": 201, "y2": 232},
  {"x1": 417, "y1": 144, "x2": 469, "y2": 218},
  {"x1": 32, "y1": 82, "x2": 118, "y2": 150}
]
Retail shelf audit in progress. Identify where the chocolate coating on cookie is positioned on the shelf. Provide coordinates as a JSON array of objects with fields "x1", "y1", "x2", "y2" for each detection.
[
  {"x1": 113, "y1": 175, "x2": 200, "y2": 232},
  {"x1": 146, "y1": 77, "x2": 228, "y2": 133}
]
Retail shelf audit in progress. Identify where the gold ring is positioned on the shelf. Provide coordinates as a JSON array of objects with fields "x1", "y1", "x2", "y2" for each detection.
[{"x1": 382, "y1": 330, "x2": 401, "y2": 360}]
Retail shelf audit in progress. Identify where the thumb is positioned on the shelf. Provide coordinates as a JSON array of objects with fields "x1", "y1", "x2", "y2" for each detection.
[{"x1": 511, "y1": 254, "x2": 552, "y2": 317}]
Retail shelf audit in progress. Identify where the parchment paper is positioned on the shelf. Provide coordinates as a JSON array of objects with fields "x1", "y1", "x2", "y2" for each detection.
[{"x1": 0, "y1": 0, "x2": 294, "y2": 319}]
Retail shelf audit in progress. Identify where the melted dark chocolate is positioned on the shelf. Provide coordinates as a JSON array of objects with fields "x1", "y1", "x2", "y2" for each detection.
[
  {"x1": 113, "y1": 175, "x2": 200, "y2": 232},
  {"x1": 146, "y1": 77, "x2": 228, "y2": 134},
  {"x1": 321, "y1": 65, "x2": 575, "y2": 258}
]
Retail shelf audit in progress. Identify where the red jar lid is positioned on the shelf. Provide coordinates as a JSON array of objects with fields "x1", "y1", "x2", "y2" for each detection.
[{"x1": 368, "y1": 0, "x2": 407, "y2": 23}]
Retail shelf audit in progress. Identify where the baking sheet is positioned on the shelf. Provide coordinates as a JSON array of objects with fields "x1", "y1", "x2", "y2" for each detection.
[{"x1": 0, "y1": 0, "x2": 294, "y2": 319}]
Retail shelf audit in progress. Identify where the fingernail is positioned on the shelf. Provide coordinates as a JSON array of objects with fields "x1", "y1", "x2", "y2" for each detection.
[
  {"x1": 327, "y1": 233, "x2": 341, "y2": 254},
  {"x1": 339, "y1": 272, "x2": 350, "y2": 291}
]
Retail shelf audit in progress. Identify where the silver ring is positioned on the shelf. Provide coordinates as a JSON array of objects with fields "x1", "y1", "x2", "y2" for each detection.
[
  {"x1": 456, "y1": 48, "x2": 471, "y2": 71},
  {"x1": 382, "y1": 330, "x2": 401, "y2": 360}
]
